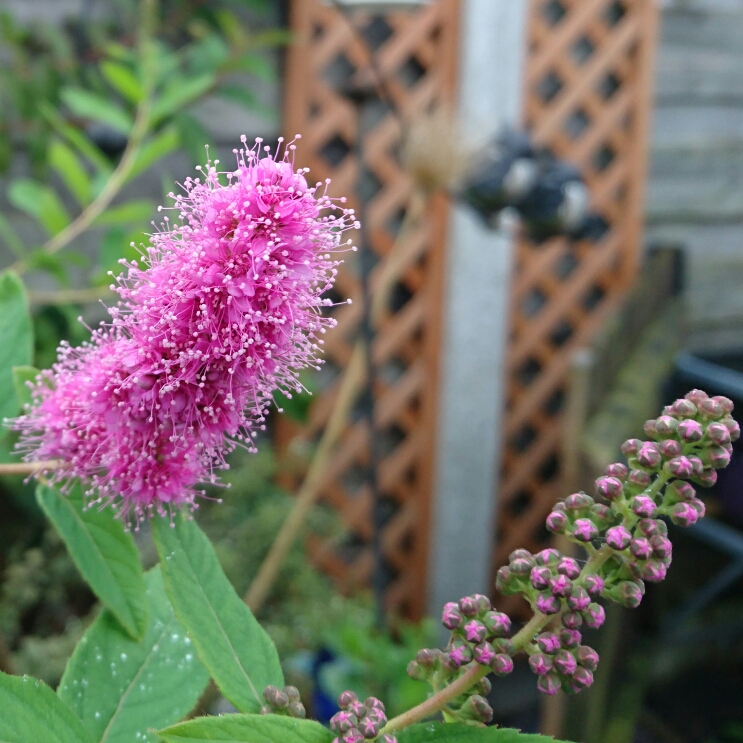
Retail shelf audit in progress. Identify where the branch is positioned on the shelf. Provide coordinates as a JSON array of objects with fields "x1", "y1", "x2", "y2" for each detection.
[
  {"x1": 0, "y1": 461, "x2": 63, "y2": 476},
  {"x1": 28, "y1": 285, "x2": 113, "y2": 306}
]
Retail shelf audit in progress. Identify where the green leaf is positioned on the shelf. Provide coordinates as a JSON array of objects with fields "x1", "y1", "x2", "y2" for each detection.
[
  {"x1": 150, "y1": 73, "x2": 216, "y2": 126},
  {"x1": 127, "y1": 126, "x2": 180, "y2": 182},
  {"x1": 8, "y1": 179, "x2": 71, "y2": 236},
  {"x1": 156, "y1": 714, "x2": 333, "y2": 743},
  {"x1": 60, "y1": 87, "x2": 133, "y2": 135},
  {"x1": 234, "y1": 52, "x2": 275, "y2": 81},
  {"x1": 59, "y1": 567, "x2": 210, "y2": 743},
  {"x1": 0, "y1": 671, "x2": 95, "y2": 743},
  {"x1": 93, "y1": 199, "x2": 153, "y2": 227},
  {"x1": 0, "y1": 272, "x2": 33, "y2": 420},
  {"x1": 398, "y1": 724, "x2": 569, "y2": 743},
  {"x1": 12, "y1": 365, "x2": 39, "y2": 409},
  {"x1": 100, "y1": 60, "x2": 143, "y2": 104},
  {"x1": 152, "y1": 514, "x2": 284, "y2": 712},
  {"x1": 49, "y1": 139, "x2": 92, "y2": 206},
  {"x1": 0, "y1": 212, "x2": 26, "y2": 258},
  {"x1": 39, "y1": 102, "x2": 114, "y2": 176},
  {"x1": 36, "y1": 483, "x2": 148, "y2": 640}
]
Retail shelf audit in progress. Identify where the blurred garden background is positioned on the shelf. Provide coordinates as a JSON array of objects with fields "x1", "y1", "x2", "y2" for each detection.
[{"x1": 0, "y1": 0, "x2": 742, "y2": 741}]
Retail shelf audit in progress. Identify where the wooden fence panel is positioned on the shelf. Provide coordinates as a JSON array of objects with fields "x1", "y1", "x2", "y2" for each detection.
[
  {"x1": 282, "y1": 0, "x2": 460, "y2": 619},
  {"x1": 495, "y1": 0, "x2": 659, "y2": 579}
]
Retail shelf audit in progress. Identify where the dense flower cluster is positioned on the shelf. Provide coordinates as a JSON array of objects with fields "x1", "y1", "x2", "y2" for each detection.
[
  {"x1": 406, "y1": 389, "x2": 737, "y2": 706},
  {"x1": 13, "y1": 137, "x2": 356, "y2": 519},
  {"x1": 329, "y1": 692, "x2": 396, "y2": 743}
]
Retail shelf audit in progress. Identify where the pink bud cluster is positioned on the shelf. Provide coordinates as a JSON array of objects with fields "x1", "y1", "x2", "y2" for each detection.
[
  {"x1": 260, "y1": 684, "x2": 306, "y2": 719},
  {"x1": 405, "y1": 390, "x2": 736, "y2": 704},
  {"x1": 13, "y1": 137, "x2": 357, "y2": 519},
  {"x1": 330, "y1": 692, "x2": 395, "y2": 743}
]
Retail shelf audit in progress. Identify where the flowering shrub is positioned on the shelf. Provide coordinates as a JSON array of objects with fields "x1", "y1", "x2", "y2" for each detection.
[{"x1": 0, "y1": 138, "x2": 736, "y2": 743}]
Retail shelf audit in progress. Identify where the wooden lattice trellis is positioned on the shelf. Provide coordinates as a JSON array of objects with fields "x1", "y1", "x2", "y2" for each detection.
[
  {"x1": 281, "y1": 0, "x2": 459, "y2": 619},
  {"x1": 495, "y1": 0, "x2": 659, "y2": 578}
]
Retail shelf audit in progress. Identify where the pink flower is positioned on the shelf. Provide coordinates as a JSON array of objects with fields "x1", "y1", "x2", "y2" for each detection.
[{"x1": 13, "y1": 138, "x2": 356, "y2": 519}]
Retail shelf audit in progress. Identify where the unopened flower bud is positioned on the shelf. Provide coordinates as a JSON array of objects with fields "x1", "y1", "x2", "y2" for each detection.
[
  {"x1": 493, "y1": 638, "x2": 515, "y2": 656},
  {"x1": 472, "y1": 593, "x2": 492, "y2": 612},
  {"x1": 665, "y1": 481, "x2": 696, "y2": 504},
  {"x1": 264, "y1": 686, "x2": 289, "y2": 709},
  {"x1": 686, "y1": 389, "x2": 709, "y2": 405},
  {"x1": 554, "y1": 650, "x2": 577, "y2": 676},
  {"x1": 698, "y1": 398, "x2": 723, "y2": 420},
  {"x1": 562, "y1": 611, "x2": 583, "y2": 630},
  {"x1": 365, "y1": 698, "x2": 384, "y2": 713},
  {"x1": 631, "y1": 495, "x2": 657, "y2": 518},
  {"x1": 630, "y1": 537, "x2": 652, "y2": 560},
  {"x1": 672, "y1": 398, "x2": 697, "y2": 418},
  {"x1": 706, "y1": 422, "x2": 731, "y2": 445},
  {"x1": 723, "y1": 417, "x2": 741, "y2": 441},
  {"x1": 550, "y1": 574, "x2": 574, "y2": 597},
  {"x1": 537, "y1": 632, "x2": 562, "y2": 654},
  {"x1": 474, "y1": 677, "x2": 492, "y2": 696},
  {"x1": 643, "y1": 419, "x2": 659, "y2": 438},
  {"x1": 491, "y1": 653, "x2": 514, "y2": 676},
  {"x1": 557, "y1": 557, "x2": 581, "y2": 579},
  {"x1": 590, "y1": 504, "x2": 612, "y2": 526},
  {"x1": 529, "y1": 653, "x2": 554, "y2": 676},
  {"x1": 536, "y1": 548, "x2": 562, "y2": 566},
  {"x1": 637, "y1": 442, "x2": 662, "y2": 469},
  {"x1": 572, "y1": 667, "x2": 595, "y2": 690},
  {"x1": 331, "y1": 711, "x2": 358, "y2": 733},
  {"x1": 712, "y1": 395, "x2": 734, "y2": 413},
  {"x1": 536, "y1": 592, "x2": 561, "y2": 614},
  {"x1": 618, "y1": 581, "x2": 643, "y2": 608},
  {"x1": 461, "y1": 695, "x2": 493, "y2": 724},
  {"x1": 627, "y1": 469, "x2": 652, "y2": 489},
  {"x1": 622, "y1": 438, "x2": 643, "y2": 456},
  {"x1": 583, "y1": 574, "x2": 605, "y2": 596},
  {"x1": 439, "y1": 652, "x2": 459, "y2": 672},
  {"x1": 565, "y1": 493, "x2": 594, "y2": 512},
  {"x1": 537, "y1": 673, "x2": 562, "y2": 695},
  {"x1": 583, "y1": 602, "x2": 606, "y2": 629},
  {"x1": 567, "y1": 587, "x2": 591, "y2": 611},
  {"x1": 441, "y1": 602, "x2": 463, "y2": 630},
  {"x1": 285, "y1": 687, "x2": 301, "y2": 703},
  {"x1": 596, "y1": 476, "x2": 624, "y2": 500},
  {"x1": 707, "y1": 446, "x2": 731, "y2": 469},
  {"x1": 339, "y1": 691, "x2": 359, "y2": 709},
  {"x1": 660, "y1": 440, "x2": 682, "y2": 459},
  {"x1": 483, "y1": 611, "x2": 511, "y2": 637},
  {"x1": 641, "y1": 559, "x2": 668, "y2": 583},
  {"x1": 510, "y1": 556, "x2": 534, "y2": 575},
  {"x1": 345, "y1": 728, "x2": 364, "y2": 743},
  {"x1": 407, "y1": 661, "x2": 427, "y2": 681},
  {"x1": 606, "y1": 525, "x2": 632, "y2": 550},
  {"x1": 671, "y1": 502, "x2": 699, "y2": 527},
  {"x1": 559, "y1": 628, "x2": 582, "y2": 648},
  {"x1": 473, "y1": 641, "x2": 496, "y2": 665},
  {"x1": 688, "y1": 455, "x2": 704, "y2": 475},
  {"x1": 496, "y1": 566, "x2": 519, "y2": 595},
  {"x1": 677, "y1": 419, "x2": 703, "y2": 443},
  {"x1": 358, "y1": 718, "x2": 380, "y2": 739},
  {"x1": 576, "y1": 645, "x2": 599, "y2": 671},
  {"x1": 690, "y1": 498, "x2": 706, "y2": 517},
  {"x1": 655, "y1": 416, "x2": 678, "y2": 436},
  {"x1": 458, "y1": 595, "x2": 479, "y2": 617},
  {"x1": 449, "y1": 639, "x2": 473, "y2": 667},
  {"x1": 260, "y1": 705, "x2": 272, "y2": 715},
  {"x1": 696, "y1": 468, "x2": 717, "y2": 487},
  {"x1": 606, "y1": 462, "x2": 629, "y2": 480},
  {"x1": 650, "y1": 535, "x2": 672, "y2": 559},
  {"x1": 288, "y1": 702, "x2": 307, "y2": 719},
  {"x1": 531, "y1": 565, "x2": 552, "y2": 590},
  {"x1": 463, "y1": 620, "x2": 487, "y2": 644},
  {"x1": 638, "y1": 518, "x2": 667, "y2": 537},
  {"x1": 572, "y1": 518, "x2": 599, "y2": 542},
  {"x1": 415, "y1": 648, "x2": 439, "y2": 667},
  {"x1": 546, "y1": 510, "x2": 568, "y2": 534}
]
